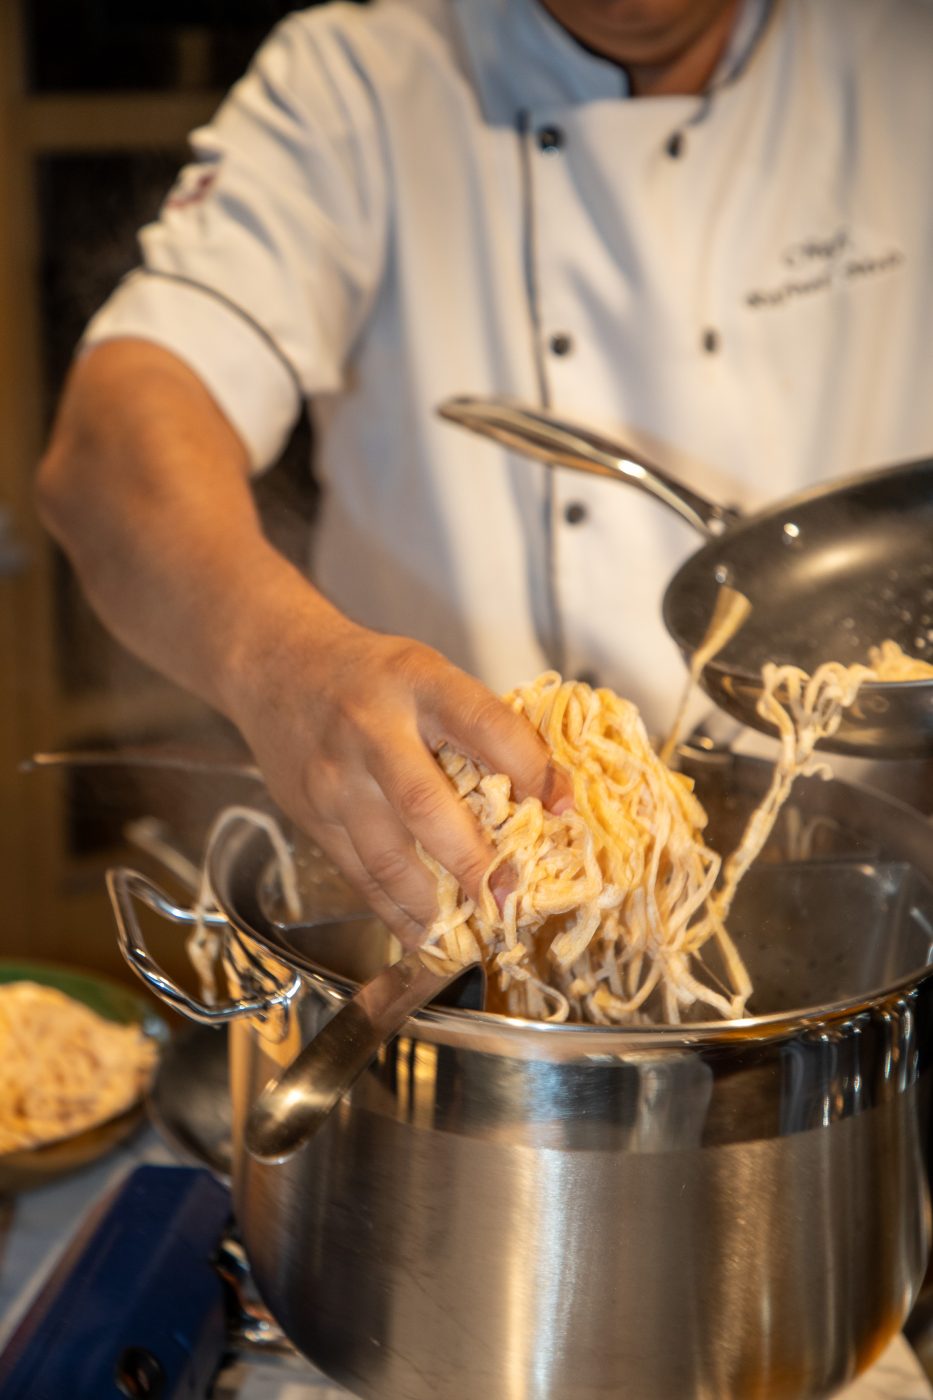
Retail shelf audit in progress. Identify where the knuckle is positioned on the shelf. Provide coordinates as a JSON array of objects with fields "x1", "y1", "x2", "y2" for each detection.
[
  {"x1": 450, "y1": 847, "x2": 493, "y2": 896},
  {"x1": 353, "y1": 870, "x2": 385, "y2": 904},
  {"x1": 465, "y1": 691, "x2": 514, "y2": 736},
  {"x1": 385, "y1": 637, "x2": 439, "y2": 687},
  {"x1": 365, "y1": 844, "x2": 417, "y2": 891},
  {"x1": 297, "y1": 757, "x2": 341, "y2": 819},
  {"x1": 393, "y1": 774, "x2": 448, "y2": 823},
  {"x1": 328, "y1": 690, "x2": 372, "y2": 743},
  {"x1": 394, "y1": 919, "x2": 430, "y2": 952}
]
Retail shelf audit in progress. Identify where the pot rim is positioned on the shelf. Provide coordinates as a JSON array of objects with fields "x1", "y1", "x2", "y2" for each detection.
[
  {"x1": 210, "y1": 754, "x2": 933, "y2": 1050},
  {"x1": 265, "y1": 937, "x2": 933, "y2": 1047},
  {"x1": 217, "y1": 877, "x2": 933, "y2": 1050}
]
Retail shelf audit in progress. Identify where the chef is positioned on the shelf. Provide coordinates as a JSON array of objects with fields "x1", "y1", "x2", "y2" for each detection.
[{"x1": 36, "y1": 0, "x2": 933, "y2": 944}]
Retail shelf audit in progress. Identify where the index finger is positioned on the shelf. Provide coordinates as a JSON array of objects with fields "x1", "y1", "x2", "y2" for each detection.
[
  {"x1": 370, "y1": 732, "x2": 502, "y2": 910},
  {"x1": 429, "y1": 681, "x2": 574, "y2": 814}
]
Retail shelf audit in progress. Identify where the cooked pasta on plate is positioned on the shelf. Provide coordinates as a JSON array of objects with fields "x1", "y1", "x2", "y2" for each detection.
[{"x1": 0, "y1": 978, "x2": 159, "y2": 1154}]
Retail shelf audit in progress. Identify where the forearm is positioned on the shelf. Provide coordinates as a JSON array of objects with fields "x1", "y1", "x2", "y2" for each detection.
[
  {"x1": 36, "y1": 339, "x2": 348, "y2": 722},
  {"x1": 37, "y1": 337, "x2": 572, "y2": 944}
]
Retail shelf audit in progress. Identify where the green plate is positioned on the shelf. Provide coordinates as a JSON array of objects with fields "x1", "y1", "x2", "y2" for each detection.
[{"x1": 0, "y1": 959, "x2": 168, "y2": 1194}]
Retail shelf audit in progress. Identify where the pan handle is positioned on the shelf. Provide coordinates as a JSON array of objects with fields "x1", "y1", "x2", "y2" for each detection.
[
  {"x1": 106, "y1": 866, "x2": 301, "y2": 1026},
  {"x1": 23, "y1": 747, "x2": 262, "y2": 780},
  {"x1": 438, "y1": 396, "x2": 739, "y2": 539}
]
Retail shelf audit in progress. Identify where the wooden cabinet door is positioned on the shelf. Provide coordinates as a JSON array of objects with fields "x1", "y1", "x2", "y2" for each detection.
[{"x1": 0, "y1": 0, "x2": 60, "y2": 958}]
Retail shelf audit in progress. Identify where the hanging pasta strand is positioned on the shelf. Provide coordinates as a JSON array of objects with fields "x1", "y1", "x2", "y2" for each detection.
[
  {"x1": 421, "y1": 672, "x2": 746, "y2": 1025},
  {"x1": 712, "y1": 660, "x2": 874, "y2": 920}
]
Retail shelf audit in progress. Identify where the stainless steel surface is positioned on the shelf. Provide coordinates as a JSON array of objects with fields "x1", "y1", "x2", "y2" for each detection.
[
  {"x1": 242, "y1": 1069, "x2": 928, "y2": 1400},
  {"x1": 5, "y1": 1137, "x2": 930, "y2": 1397},
  {"x1": 245, "y1": 953, "x2": 485, "y2": 1164},
  {"x1": 106, "y1": 867, "x2": 301, "y2": 1026},
  {"x1": 438, "y1": 395, "x2": 738, "y2": 537},
  {"x1": 439, "y1": 395, "x2": 933, "y2": 757},
  {"x1": 113, "y1": 756, "x2": 933, "y2": 1400},
  {"x1": 147, "y1": 1024, "x2": 233, "y2": 1179},
  {"x1": 215, "y1": 1237, "x2": 296, "y2": 1358},
  {"x1": 124, "y1": 816, "x2": 203, "y2": 895}
]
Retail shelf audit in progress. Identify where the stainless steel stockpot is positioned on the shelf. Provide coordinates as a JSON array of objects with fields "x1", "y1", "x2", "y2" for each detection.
[{"x1": 109, "y1": 754, "x2": 933, "y2": 1400}]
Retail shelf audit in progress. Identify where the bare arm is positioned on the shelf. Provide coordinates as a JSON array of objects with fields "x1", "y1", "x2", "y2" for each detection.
[{"x1": 37, "y1": 339, "x2": 572, "y2": 944}]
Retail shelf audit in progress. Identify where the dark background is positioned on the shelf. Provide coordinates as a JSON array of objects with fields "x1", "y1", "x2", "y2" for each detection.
[{"x1": 25, "y1": 0, "x2": 335, "y2": 91}]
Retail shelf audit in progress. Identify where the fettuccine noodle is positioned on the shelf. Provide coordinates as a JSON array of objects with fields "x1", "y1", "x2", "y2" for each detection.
[
  {"x1": 188, "y1": 805, "x2": 301, "y2": 1005},
  {"x1": 421, "y1": 672, "x2": 750, "y2": 1025},
  {"x1": 867, "y1": 639, "x2": 933, "y2": 680},
  {"x1": 712, "y1": 660, "x2": 873, "y2": 918},
  {"x1": 0, "y1": 982, "x2": 157, "y2": 1152},
  {"x1": 421, "y1": 641, "x2": 920, "y2": 1027}
]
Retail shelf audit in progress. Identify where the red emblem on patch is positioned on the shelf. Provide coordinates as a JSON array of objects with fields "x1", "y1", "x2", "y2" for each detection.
[{"x1": 165, "y1": 169, "x2": 219, "y2": 210}]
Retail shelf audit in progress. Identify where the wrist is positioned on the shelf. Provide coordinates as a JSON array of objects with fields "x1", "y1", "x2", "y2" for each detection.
[{"x1": 213, "y1": 549, "x2": 359, "y2": 733}]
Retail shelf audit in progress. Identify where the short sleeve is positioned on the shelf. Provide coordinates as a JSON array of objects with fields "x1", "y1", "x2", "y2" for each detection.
[{"x1": 82, "y1": 8, "x2": 388, "y2": 470}]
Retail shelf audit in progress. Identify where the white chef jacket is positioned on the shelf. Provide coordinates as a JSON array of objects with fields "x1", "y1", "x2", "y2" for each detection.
[{"x1": 84, "y1": 0, "x2": 933, "y2": 733}]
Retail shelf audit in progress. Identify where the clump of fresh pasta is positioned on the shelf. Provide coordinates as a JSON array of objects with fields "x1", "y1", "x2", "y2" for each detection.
[
  {"x1": 420, "y1": 672, "x2": 751, "y2": 1026},
  {"x1": 421, "y1": 656, "x2": 889, "y2": 1028}
]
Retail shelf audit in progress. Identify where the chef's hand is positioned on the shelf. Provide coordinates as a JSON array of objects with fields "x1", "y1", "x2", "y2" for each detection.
[
  {"x1": 38, "y1": 339, "x2": 570, "y2": 946},
  {"x1": 226, "y1": 606, "x2": 574, "y2": 947}
]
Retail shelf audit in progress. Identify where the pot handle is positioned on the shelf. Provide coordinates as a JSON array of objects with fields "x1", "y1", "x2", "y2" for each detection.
[
  {"x1": 245, "y1": 950, "x2": 486, "y2": 1164},
  {"x1": 106, "y1": 866, "x2": 301, "y2": 1026},
  {"x1": 437, "y1": 396, "x2": 740, "y2": 540}
]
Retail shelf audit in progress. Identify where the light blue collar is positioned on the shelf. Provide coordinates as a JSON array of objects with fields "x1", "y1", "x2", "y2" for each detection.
[{"x1": 449, "y1": 0, "x2": 775, "y2": 123}]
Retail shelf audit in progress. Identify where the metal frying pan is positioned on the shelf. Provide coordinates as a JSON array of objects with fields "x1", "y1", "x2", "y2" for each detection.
[{"x1": 438, "y1": 396, "x2": 933, "y2": 757}]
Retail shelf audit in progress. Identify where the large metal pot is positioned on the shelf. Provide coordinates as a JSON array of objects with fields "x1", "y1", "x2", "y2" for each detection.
[{"x1": 108, "y1": 754, "x2": 933, "y2": 1400}]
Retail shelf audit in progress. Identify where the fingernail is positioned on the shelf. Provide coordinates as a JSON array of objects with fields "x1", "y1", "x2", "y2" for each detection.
[
  {"x1": 489, "y1": 863, "x2": 516, "y2": 913},
  {"x1": 540, "y1": 763, "x2": 575, "y2": 815}
]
